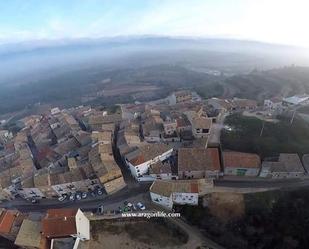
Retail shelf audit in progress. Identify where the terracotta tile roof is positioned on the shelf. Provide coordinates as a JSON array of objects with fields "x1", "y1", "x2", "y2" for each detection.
[
  {"x1": 98, "y1": 143, "x2": 113, "y2": 155},
  {"x1": 176, "y1": 116, "x2": 191, "y2": 128},
  {"x1": 89, "y1": 113, "x2": 122, "y2": 125},
  {"x1": 223, "y1": 151, "x2": 260, "y2": 169},
  {"x1": 150, "y1": 180, "x2": 199, "y2": 197},
  {"x1": 178, "y1": 148, "x2": 221, "y2": 172},
  {"x1": 190, "y1": 183, "x2": 199, "y2": 193},
  {"x1": 130, "y1": 155, "x2": 146, "y2": 166},
  {"x1": 0, "y1": 210, "x2": 17, "y2": 234},
  {"x1": 149, "y1": 161, "x2": 172, "y2": 175},
  {"x1": 125, "y1": 144, "x2": 172, "y2": 166},
  {"x1": 46, "y1": 209, "x2": 77, "y2": 219},
  {"x1": 139, "y1": 143, "x2": 172, "y2": 162},
  {"x1": 42, "y1": 209, "x2": 78, "y2": 239},
  {"x1": 232, "y1": 98, "x2": 257, "y2": 108},
  {"x1": 89, "y1": 143, "x2": 121, "y2": 178},
  {"x1": 174, "y1": 90, "x2": 192, "y2": 98},
  {"x1": 191, "y1": 117, "x2": 212, "y2": 129}
]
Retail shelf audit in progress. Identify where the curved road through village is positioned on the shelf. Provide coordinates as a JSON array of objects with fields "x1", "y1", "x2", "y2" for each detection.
[
  {"x1": 2, "y1": 178, "x2": 309, "y2": 212},
  {"x1": 0, "y1": 184, "x2": 151, "y2": 213}
]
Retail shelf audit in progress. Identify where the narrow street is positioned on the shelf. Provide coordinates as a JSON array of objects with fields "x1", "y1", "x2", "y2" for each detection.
[
  {"x1": 0, "y1": 184, "x2": 151, "y2": 213},
  {"x1": 208, "y1": 112, "x2": 227, "y2": 145}
]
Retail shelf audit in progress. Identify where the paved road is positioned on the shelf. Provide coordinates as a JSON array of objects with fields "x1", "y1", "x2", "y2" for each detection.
[
  {"x1": 4, "y1": 176, "x2": 309, "y2": 213},
  {"x1": 0, "y1": 184, "x2": 151, "y2": 213},
  {"x1": 215, "y1": 177, "x2": 309, "y2": 189}
]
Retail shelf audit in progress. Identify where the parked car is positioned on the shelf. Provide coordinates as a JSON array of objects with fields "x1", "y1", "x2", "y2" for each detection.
[
  {"x1": 132, "y1": 204, "x2": 137, "y2": 211},
  {"x1": 127, "y1": 202, "x2": 133, "y2": 208},
  {"x1": 58, "y1": 195, "x2": 66, "y2": 202},
  {"x1": 76, "y1": 192, "x2": 82, "y2": 201},
  {"x1": 90, "y1": 191, "x2": 96, "y2": 197},
  {"x1": 31, "y1": 198, "x2": 39, "y2": 204},
  {"x1": 137, "y1": 202, "x2": 146, "y2": 210},
  {"x1": 69, "y1": 194, "x2": 75, "y2": 201},
  {"x1": 82, "y1": 192, "x2": 87, "y2": 199},
  {"x1": 97, "y1": 188, "x2": 103, "y2": 195}
]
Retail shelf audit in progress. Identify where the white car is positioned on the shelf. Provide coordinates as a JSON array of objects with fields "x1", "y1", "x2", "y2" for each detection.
[
  {"x1": 127, "y1": 202, "x2": 133, "y2": 208},
  {"x1": 82, "y1": 192, "x2": 87, "y2": 199},
  {"x1": 132, "y1": 204, "x2": 137, "y2": 211},
  {"x1": 137, "y1": 202, "x2": 145, "y2": 210},
  {"x1": 69, "y1": 194, "x2": 75, "y2": 201},
  {"x1": 58, "y1": 195, "x2": 66, "y2": 202},
  {"x1": 76, "y1": 193, "x2": 82, "y2": 200}
]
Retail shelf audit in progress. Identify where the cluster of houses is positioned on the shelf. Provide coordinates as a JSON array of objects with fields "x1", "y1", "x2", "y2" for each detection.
[
  {"x1": 264, "y1": 94, "x2": 309, "y2": 113},
  {"x1": 117, "y1": 91, "x2": 309, "y2": 210},
  {"x1": 0, "y1": 207, "x2": 90, "y2": 249},
  {"x1": 208, "y1": 93, "x2": 309, "y2": 118},
  {"x1": 0, "y1": 90, "x2": 308, "y2": 211},
  {"x1": 149, "y1": 150, "x2": 308, "y2": 209},
  {"x1": 0, "y1": 105, "x2": 126, "y2": 202},
  {"x1": 207, "y1": 97, "x2": 258, "y2": 113}
]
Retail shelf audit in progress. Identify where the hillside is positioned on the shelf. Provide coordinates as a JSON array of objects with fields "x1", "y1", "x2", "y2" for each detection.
[
  {"x1": 223, "y1": 66, "x2": 309, "y2": 101},
  {"x1": 2, "y1": 63, "x2": 309, "y2": 116}
]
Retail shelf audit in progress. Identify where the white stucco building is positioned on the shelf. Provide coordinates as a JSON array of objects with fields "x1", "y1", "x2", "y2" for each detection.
[
  {"x1": 42, "y1": 208, "x2": 90, "y2": 241},
  {"x1": 264, "y1": 97, "x2": 282, "y2": 111},
  {"x1": 150, "y1": 180, "x2": 200, "y2": 210},
  {"x1": 124, "y1": 144, "x2": 173, "y2": 179}
]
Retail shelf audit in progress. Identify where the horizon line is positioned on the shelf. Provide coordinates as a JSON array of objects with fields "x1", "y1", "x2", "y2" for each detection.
[{"x1": 0, "y1": 34, "x2": 306, "y2": 50}]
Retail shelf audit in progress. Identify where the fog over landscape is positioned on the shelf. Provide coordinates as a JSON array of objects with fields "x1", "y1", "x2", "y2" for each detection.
[
  {"x1": 1, "y1": 36, "x2": 309, "y2": 84},
  {"x1": 1, "y1": 36, "x2": 309, "y2": 116},
  {"x1": 3, "y1": 1, "x2": 309, "y2": 249}
]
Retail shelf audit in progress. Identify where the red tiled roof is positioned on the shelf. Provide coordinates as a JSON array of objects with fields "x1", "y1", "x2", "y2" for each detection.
[
  {"x1": 176, "y1": 118, "x2": 190, "y2": 128},
  {"x1": 42, "y1": 209, "x2": 78, "y2": 239},
  {"x1": 37, "y1": 147, "x2": 55, "y2": 161},
  {"x1": 46, "y1": 209, "x2": 78, "y2": 218},
  {"x1": 190, "y1": 183, "x2": 199, "y2": 193},
  {"x1": 178, "y1": 147, "x2": 221, "y2": 172},
  {"x1": 0, "y1": 211, "x2": 17, "y2": 234},
  {"x1": 130, "y1": 155, "x2": 146, "y2": 166},
  {"x1": 223, "y1": 151, "x2": 260, "y2": 169},
  {"x1": 208, "y1": 148, "x2": 221, "y2": 171}
]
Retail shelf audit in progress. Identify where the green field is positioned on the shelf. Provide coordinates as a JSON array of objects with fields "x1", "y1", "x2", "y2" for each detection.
[{"x1": 221, "y1": 113, "x2": 309, "y2": 158}]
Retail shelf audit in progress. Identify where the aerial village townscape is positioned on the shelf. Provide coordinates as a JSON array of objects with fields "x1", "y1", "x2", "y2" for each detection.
[{"x1": 0, "y1": 90, "x2": 309, "y2": 249}]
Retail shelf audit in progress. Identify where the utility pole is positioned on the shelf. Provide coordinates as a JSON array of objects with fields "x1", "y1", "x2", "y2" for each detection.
[
  {"x1": 260, "y1": 120, "x2": 265, "y2": 137},
  {"x1": 290, "y1": 109, "x2": 297, "y2": 125}
]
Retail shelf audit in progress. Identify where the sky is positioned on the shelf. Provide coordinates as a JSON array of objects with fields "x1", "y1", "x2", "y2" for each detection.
[{"x1": 1, "y1": 0, "x2": 309, "y2": 47}]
